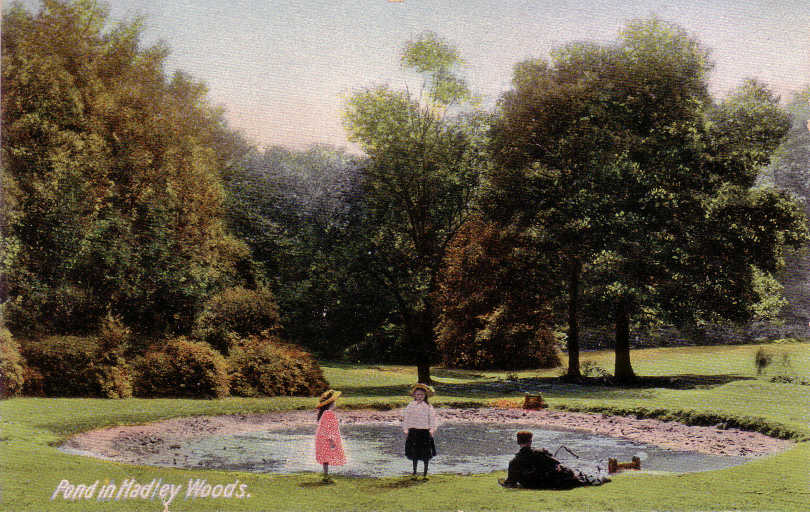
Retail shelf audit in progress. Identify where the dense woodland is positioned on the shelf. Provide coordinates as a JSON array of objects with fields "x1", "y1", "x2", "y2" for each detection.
[{"x1": 1, "y1": 0, "x2": 808, "y2": 397}]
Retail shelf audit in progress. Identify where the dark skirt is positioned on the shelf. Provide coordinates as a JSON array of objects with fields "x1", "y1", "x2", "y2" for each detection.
[{"x1": 405, "y1": 428, "x2": 436, "y2": 461}]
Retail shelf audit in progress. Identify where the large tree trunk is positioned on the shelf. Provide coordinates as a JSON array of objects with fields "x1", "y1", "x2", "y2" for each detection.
[
  {"x1": 413, "y1": 303, "x2": 435, "y2": 385},
  {"x1": 566, "y1": 260, "x2": 582, "y2": 379},
  {"x1": 614, "y1": 298, "x2": 635, "y2": 383},
  {"x1": 417, "y1": 362, "x2": 432, "y2": 385}
]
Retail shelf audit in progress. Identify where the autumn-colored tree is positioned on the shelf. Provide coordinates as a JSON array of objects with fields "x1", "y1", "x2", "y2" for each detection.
[
  {"x1": 1, "y1": 0, "x2": 252, "y2": 335},
  {"x1": 435, "y1": 219, "x2": 559, "y2": 370}
]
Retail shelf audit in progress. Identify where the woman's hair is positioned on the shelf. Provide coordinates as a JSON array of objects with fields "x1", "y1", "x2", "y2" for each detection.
[{"x1": 317, "y1": 403, "x2": 330, "y2": 421}]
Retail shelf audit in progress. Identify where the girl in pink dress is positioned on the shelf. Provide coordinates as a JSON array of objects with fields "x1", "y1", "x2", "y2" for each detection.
[{"x1": 314, "y1": 389, "x2": 346, "y2": 482}]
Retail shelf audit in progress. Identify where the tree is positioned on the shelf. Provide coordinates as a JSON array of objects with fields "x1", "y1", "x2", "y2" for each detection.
[
  {"x1": 768, "y1": 87, "x2": 810, "y2": 212},
  {"x1": 487, "y1": 40, "x2": 646, "y2": 379},
  {"x1": 647, "y1": 81, "x2": 807, "y2": 325},
  {"x1": 761, "y1": 87, "x2": 810, "y2": 327},
  {"x1": 488, "y1": 18, "x2": 808, "y2": 383},
  {"x1": 435, "y1": 218, "x2": 560, "y2": 370},
  {"x1": 343, "y1": 32, "x2": 487, "y2": 383},
  {"x1": 1, "y1": 0, "x2": 252, "y2": 335},
  {"x1": 222, "y1": 144, "x2": 395, "y2": 357}
]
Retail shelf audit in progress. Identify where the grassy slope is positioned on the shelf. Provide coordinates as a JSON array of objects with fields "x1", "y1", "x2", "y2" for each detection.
[{"x1": 2, "y1": 343, "x2": 809, "y2": 511}]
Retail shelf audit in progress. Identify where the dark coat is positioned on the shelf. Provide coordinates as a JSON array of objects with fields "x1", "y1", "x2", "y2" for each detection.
[{"x1": 502, "y1": 446, "x2": 581, "y2": 489}]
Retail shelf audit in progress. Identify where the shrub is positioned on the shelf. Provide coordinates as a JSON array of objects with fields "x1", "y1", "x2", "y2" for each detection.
[
  {"x1": 228, "y1": 332, "x2": 328, "y2": 397},
  {"x1": 134, "y1": 337, "x2": 229, "y2": 398},
  {"x1": 97, "y1": 311, "x2": 131, "y2": 353},
  {"x1": 754, "y1": 347, "x2": 772, "y2": 374},
  {"x1": 95, "y1": 312, "x2": 134, "y2": 398},
  {"x1": 439, "y1": 304, "x2": 561, "y2": 370},
  {"x1": 192, "y1": 286, "x2": 281, "y2": 354},
  {"x1": 0, "y1": 328, "x2": 26, "y2": 398},
  {"x1": 20, "y1": 335, "x2": 132, "y2": 398},
  {"x1": 4, "y1": 284, "x2": 105, "y2": 337},
  {"x1": 581, "y1": 361, "x2": 612, "y2": 379},
  {"x1": 770, "y1": 337, "x2": 803, "y2": 344}
]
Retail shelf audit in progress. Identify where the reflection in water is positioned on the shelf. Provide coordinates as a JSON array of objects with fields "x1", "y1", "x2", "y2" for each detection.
[{"x1": 114, "y1": 423, "x2": 751, "y2": 477}]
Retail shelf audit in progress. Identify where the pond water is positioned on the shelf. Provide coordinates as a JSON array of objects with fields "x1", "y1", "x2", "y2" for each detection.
[{"x1": 133, "y1": 423, "x2": 750, "y2": 477}]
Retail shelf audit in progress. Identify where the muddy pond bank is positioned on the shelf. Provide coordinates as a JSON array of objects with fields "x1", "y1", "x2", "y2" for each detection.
[{"x1": 62, "y1": 408, "x2": 793, "y2": 469}]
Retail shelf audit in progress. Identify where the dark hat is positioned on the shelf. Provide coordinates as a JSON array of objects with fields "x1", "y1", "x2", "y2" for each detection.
[{"x1": 516, "y1": 431, "x2": 533, "y2": 444}]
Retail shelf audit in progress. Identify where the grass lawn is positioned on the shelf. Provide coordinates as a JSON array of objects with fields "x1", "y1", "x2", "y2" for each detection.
[{"x1": 2, "y1": 343, "x2": 809, "y2": 511}]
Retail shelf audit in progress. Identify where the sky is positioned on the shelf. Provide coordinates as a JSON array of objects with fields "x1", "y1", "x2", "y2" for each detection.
[{"x1": 10, "y1": 0, "x2": 810, "y2": 151}]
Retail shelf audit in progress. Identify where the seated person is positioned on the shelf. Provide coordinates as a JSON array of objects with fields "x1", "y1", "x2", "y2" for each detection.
[{"x1": 498, "y1": 431, "x2": 585, "y2": 489}]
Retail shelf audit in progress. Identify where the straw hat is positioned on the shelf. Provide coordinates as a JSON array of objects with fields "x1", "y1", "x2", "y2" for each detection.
[
  {"x1": 409, "y1": 383, "x2": 435, "y2": 397},
  {"x1": 316, "y1": 389, "x2": 341, "y2": 408}
]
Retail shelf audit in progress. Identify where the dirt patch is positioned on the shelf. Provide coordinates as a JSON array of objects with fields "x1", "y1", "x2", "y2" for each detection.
[{"x1": 61, "y1": 408, "x2": 793, "y2": 467}]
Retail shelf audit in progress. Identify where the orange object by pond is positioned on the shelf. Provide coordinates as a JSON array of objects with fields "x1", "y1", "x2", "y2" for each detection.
[
  {"x1": 523, "y1": 394, "x2": 547, "y2": 409},
  {"x1": 608, "y1": 456, "x2": 641, "y2": 473}
]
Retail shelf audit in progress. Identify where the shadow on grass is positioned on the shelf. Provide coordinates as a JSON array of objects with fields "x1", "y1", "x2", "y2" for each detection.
[
  {"x1": 628, "y1": 374, "x2": 756, "y2": 389},
  {"x1": 431, "y1": 368, "x2": 492, "y2": 379},
  {"x1": 298, "y1": 480, "x2": 338, "y2": 488},
  {"x1": 340, "y1": 374, "x2": 756, "y2": 400},
  {"x1": 339, "y1": 384, "x2": 414, "y2": 397},
  {"x1": 372, "y1": 477, "x2": 431, "y2": 489}
]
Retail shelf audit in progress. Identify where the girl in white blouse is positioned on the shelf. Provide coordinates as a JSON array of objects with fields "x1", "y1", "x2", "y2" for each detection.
[{"x1": 402, "y1": 383, "x2": 438, "y2": 479}]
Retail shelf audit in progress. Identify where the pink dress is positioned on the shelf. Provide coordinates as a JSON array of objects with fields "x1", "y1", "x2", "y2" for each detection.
[{"x1": 315, "y1": 409, "x2": 346, "y2": 465}]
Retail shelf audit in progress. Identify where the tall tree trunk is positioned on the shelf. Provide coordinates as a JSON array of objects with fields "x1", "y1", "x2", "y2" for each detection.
[
  {"x1": 614, "y1": 298, "x2": 635, "y2": 383},
  {"x1": 417, "y1": 362, "x2": 432, "y2": 385},
  {"x1": 566, "y1": 260, "x2": 582, "y2": 379},
  {"x1": 414, "y1": 303, "x2": 435, "y2": 385}
]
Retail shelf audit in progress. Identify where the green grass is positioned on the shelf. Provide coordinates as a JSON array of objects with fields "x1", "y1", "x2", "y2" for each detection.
[{"x1": 2, "y1": 343, "x2": 810, "y2": 511}]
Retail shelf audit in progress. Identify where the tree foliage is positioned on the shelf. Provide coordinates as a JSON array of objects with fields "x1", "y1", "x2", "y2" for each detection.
[
  {"x1": 435, "y1": 219, "x2": 560, "y2": 369},
  {"x1": 1, "y1": 0, "x2": 252, "y2": 336},
  {"x1": 192, "y1": 286, "x2": 282, "y2": 354},
  {"x1": 768, "y1": 87, "x2": 810, "y2": 213},
  {"x1": 343, "y1": 32, "x2": 488, "y2": 382},
  {"x1": 0, "y1": 328, "x2": 25, "y2": 398},
  {"x1": 133, "y1": 337, "x2": 229, "y2": 398},
  {"x1": 488, "y1": 18, "x2": 807, "y2": 382},
  {"x1": 222, "y1": 145, "x2": 394, "y2": 357},
  {"x1": 761, "y1": 87, "x2": 810, "y2": 326},
  {"x1": 227, "y1": 333, "x2": 329, "y2": 397}
]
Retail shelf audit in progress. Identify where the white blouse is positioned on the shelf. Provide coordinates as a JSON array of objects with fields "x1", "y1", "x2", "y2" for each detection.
[{"x1": 402, "y1": 401, "x2": 438, "y2": 434}]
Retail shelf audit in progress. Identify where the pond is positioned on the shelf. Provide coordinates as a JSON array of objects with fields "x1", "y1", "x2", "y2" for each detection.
[{"x1": 123, "y1": 423, "x2": 751, "y2": 477}]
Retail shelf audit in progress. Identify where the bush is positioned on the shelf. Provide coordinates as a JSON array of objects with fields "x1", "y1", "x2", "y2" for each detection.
[
  {"x1": 439, "y1": 305, "x2": 561, "y2": 370},
  {"x1": 438, "y1": 302, "x2": 561, "y2": 370},
  {"x1": 97, "y1": 311, "x2": 132, "y2": 353},
  {"x1": 95, "y1": 312, "x2": 134, "y2": 398},
  {"x1": 192, "y1": 286, "x2": 282, "y2": 354},
  {"x1": 0, "y1": 328, "x2": 26, "y2": 398},
  {"x1": 228, "y1": 332, "x2": 329, "y2": 397},
  {"x1": 754, "y1": 347, "x2": 773, "y2": 374},
  {"x1": 4, "y1": 283, "x2": 105, "y2": 337},
  {"x1": 20, "y1": 334, "x2": 132, "y2": 398},
  {"x1": 134, "y1": 337, "x2": 229, "y2": 398}
]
